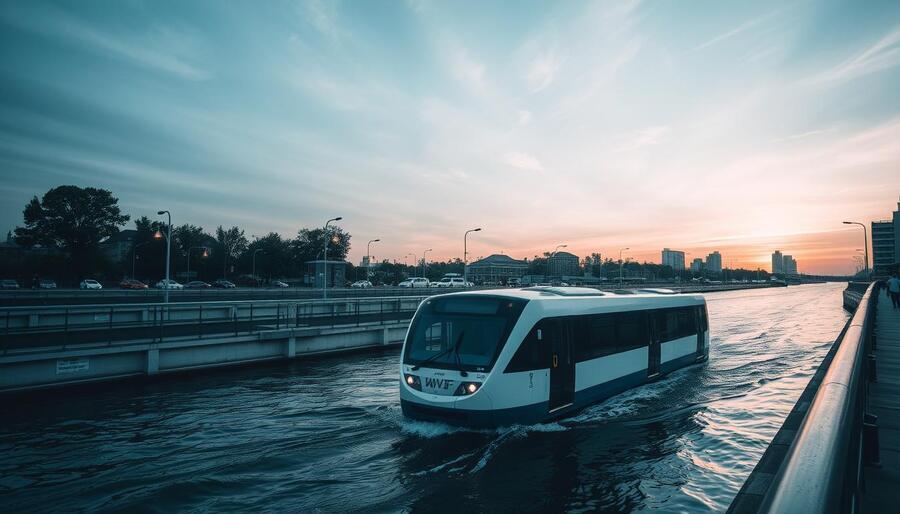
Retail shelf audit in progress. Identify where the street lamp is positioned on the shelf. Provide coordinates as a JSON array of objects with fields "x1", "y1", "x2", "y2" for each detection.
[
  {"x1": 186, "y1": 246, "x2": 210, "y2": 284},
  {"x1": 422, "y1": 248, "x2": 432, "y2": 279},
  {"x1": 367, "y1": 238, "x2": 380, "y2": 282},
  {"x1": 252, "y1": 248, "x2": 264, "y2": 287},
  {"x1": 131, "y1": 240, "x2": 152, "y2": 280},
  {"x1": 323, "y1": 217, "x2": 342, "y2": 299},
  {"x1": 405, "y1": 253, "x2": 416, "y2": 277},
  {"x1": 548, "y1": 244, "x2": 567, "y2": 281},
  {"x1": 156, "y1": 210, "x2": 172, "y2": 303},
  {"x1": 619, "y1": 247, "x2": 630, "y2": 286},
  {"x1": 842, "y1": 221, "x2": 869, "y2": 277},
  {"x1": 464, "y1": 228, "x2": 482, "y2": 285}
]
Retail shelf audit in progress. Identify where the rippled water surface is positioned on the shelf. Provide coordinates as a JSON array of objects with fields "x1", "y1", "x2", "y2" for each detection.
[{"x1": 0, "y1": 283, "x2": 850, "y2": 512}]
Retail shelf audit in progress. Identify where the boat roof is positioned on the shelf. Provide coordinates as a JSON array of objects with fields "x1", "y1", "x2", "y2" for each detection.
[{"x1": 434, "y1": 286, "x2": 704, "y2": 303}]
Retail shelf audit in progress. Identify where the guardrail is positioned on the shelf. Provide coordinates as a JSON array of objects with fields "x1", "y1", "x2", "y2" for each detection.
[
  {"x1": 731, "y1": 281, "x2": 882, "y2": 513},
  {"x1": 1, "y1": 295, "x2": 430, "y2": 352}
]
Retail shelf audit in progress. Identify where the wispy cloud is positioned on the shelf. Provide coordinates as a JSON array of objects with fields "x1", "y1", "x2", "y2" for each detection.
[
  {"x1": 502, "y1": 151, "x2": 543, "y2": 172},
  {"x1": 692, "y1": 17, "x2": 765, "y2": 52},
  {"x1": 527, "y1": 51, "x2": 563, "y2": 92},
  {"x1": 804, "y1": 26, "x2": 900, "y2": 85},
  {"x1": 614, "y1": 126, "x2": 670, "y2": 152}
]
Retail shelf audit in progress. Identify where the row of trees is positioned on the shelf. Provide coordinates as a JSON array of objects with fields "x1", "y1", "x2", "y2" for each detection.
[{"x1": 4, "y1": 186, "x2": 353, "y2": 285}]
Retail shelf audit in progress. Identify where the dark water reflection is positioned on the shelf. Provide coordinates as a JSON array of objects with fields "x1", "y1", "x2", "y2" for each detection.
[{"x1": 0, "y1": 283, "x2": 849, "y2": 512}]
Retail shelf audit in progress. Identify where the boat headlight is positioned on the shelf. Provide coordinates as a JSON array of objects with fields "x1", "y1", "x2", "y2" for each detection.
[
  {"x1": 454, "y1": 381, "x2": 482, "y2": 396},
  {"x1": 404, "y1": 374, "x2": 421, "y2": 391}
]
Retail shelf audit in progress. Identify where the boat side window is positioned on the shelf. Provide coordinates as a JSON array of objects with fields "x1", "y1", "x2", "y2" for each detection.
[
  {"x1": 697, "y1": 305, "x2": 709, "y2": 332},
  {"x1": 652, "y1": 307, "x2": 697, "y2": 343},
  {"x1": 575, "y1": 314, "x2": 617, "y2": 361},
  {"x1": 505, "y1": 320, "x2": 551, "y2": 373},
  {"x1": 616, "y1": 311, "x2": 650, "y2": 352}
]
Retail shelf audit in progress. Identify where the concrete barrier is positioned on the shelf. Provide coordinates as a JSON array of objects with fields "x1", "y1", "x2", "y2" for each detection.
[{"x1": 0, "y1": 320, "x2": 412, "y2": 393}]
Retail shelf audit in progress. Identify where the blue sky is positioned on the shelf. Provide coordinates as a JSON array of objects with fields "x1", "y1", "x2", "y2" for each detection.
[{"x1": 1, "y1": 0, "x2": 899, "y2": 273}]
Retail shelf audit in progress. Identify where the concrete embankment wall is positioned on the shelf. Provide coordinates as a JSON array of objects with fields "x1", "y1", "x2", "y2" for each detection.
[{"x1": 0, "y1": 322, "x2": 410, "y2": 393}]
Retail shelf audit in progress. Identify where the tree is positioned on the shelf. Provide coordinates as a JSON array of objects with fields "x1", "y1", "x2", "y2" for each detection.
[
  {"x1": 241, "y1": 233, "x2": 292, "y2": 281},
  {"x1": 215, "y1": 226, "x2": 248, "y2": 279},
  {"x1": 172, "y1": 224, "x2": 213, "y2": 281},
  {"x1": 292, "y1": 227, "x2": 351, "y2": 264},
  {"x1": 14, "y1": 185, "x2": 129, "y2": 278}
]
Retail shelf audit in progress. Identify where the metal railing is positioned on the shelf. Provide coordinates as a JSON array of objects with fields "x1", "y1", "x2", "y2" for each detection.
[
  {"x1": 757, "y1": 281, "x2": 881, "y2": 513},
  {"x1": 1, "y1": 295, "x2": 430, "y2": 352}
]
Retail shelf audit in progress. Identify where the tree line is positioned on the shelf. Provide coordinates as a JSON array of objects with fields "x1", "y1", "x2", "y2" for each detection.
[{"x1": 3, "y1": 185, "x2": 354, "y2": 285}]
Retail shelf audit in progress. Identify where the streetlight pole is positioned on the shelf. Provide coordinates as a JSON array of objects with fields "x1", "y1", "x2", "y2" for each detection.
[
  {"x1": 842, "y1": 221, "x2": 869, "y2": 277},
  {"x1": 187, "y1": 246, "x2": 209, "y2": 284},
  {"x1": 156, "y1": 210, "x2": 172, "y2": 303},
  {"x1": 252, "y1": 248, "x2": 264, "y2": 287},
  {"x1": 132, "y1": 241, "x2": 151, "y2": 280},
  {"x1": 367, "y1": 238, "x2": 380, "y2": 282},
  {"x1": 464, "y1": 228, "x2": 482, "y2": 286},
  {"x1": 323, "y1": 217, "x2": 342, "y2": 299},
  {"x1": 619, "y1": 247, "x2": 630, "y2": 286},
  {"x1": 422, "y1": 249, "x2": 432, "y2": 279}
]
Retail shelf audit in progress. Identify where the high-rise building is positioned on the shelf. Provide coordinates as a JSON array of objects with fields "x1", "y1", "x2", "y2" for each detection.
[
  {"x1": 772, "y1": 250, "x2": 784, "y2": 274},
  {"x1": 661, "y1": 248, "x2": 686, "y2": 270},
  {"x1": 871, "y1": 200, "x2": 899, "y2": 277},
  {"x1": 690, "y1": 258, "x2": 704, "y2": 273},
  {"x1": 706, "y1": 251, "x2": 722, "y2": 274},
  {"x1": 783, "y1": 255, "x2": 798, "y2": 275}
]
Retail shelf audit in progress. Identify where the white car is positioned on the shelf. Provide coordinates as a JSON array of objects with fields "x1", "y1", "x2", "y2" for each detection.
[
  {"x1": 399, "y1": 277, "x2": 430, "y2": 288},
  {"x1": 272, "y1": 280, "x2": 289, "y2": 288},
  {"x1": 434, "y1": 277, "x2": 471, "y2": 288},
  {"x1": 155, "y1": 279, "x2": 184, "y2": 290},
  {"x1": 79, "y1": 279, "x2": 103, "y2": 290},
  {"x1": 351, "y1": 280, "x2": 372, "y2": 288}
]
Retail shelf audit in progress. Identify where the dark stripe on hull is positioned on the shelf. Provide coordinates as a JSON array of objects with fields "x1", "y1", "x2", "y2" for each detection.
[{"x1": 401, "y1": 351, "x2": 708, "y2": 429}]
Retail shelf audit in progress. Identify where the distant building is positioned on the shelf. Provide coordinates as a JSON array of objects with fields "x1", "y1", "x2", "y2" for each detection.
[
  {"x1": 706, "y1": 251, "x2": 722, "y2": 274},
  {"x1": 548, "y1": 251, "x2": 579, "y2": 277},
  {"x1": 305, "y1": 260, "x2": 347, "y2": 288},
  {"x1": 772, "y1": 250, "x2": 784, "y2": 274},
  {"x1": 690, "y1": 258, "x2": 704, "y2": 273},
  {"x1": 661, "y1": 248, "x2": 686, "y2": 270},
  {"x1": 99, "y1": 229, "x2": 138, "y2": 264},
  {"x1": 467, "y1": 254, "x2": 528, "y2": 284},
  {"x1": 872, "y1": 200, "x2": 899, "y2": 277},
  {"x1": 783, "y1": 255, "x2": 798, "y2": 275}
]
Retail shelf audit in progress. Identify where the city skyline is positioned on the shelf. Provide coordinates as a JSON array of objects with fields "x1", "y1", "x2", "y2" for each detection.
[{"x1": 1, "y1": 1, "x2": 899, "y2": 274}]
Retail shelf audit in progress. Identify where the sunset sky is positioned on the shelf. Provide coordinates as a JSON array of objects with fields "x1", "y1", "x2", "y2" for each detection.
[{"x1": 1, "y1": 0, "x2": 899, "y2": 274}]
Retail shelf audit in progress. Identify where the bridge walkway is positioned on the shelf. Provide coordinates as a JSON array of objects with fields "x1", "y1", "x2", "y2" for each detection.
[{"x1": 862, "y1": 288, "x2": 900, "y2": 511}]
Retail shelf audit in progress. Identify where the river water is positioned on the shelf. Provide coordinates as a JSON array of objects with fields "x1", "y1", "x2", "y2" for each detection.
[{"x1": 0, "y1": 283, "x2": 850, "y2": 512}]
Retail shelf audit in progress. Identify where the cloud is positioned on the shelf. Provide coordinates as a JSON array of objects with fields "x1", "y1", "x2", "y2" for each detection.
[
  {"x1": 502, "y1": 152, "x2": 543, "y2": 171},
  {"x1": 449, "y1": 47, "x2": 487, "y2": 94},
  {"x1": 692, "y1": 16, "x2": 765, "y2": 52},
  {"x1": 527, "y1": 51, "x2": 563, "y2": 92},
  {"x1": 614, "y1": 125, "x2": 670, "y2": 152},
  {"x1": 517, "y1": 110, "x2": 532, "y2": 125},
  {"x1": 804, "y1": 26, "x2": 900, "y2": 85}
]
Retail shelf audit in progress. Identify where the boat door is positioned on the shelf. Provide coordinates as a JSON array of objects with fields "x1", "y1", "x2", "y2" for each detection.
[
  {"x1": 648, "y1": 312, "x2": 661, "y2": 377},
  {"x1": 548, "y1": 319, "x2": 575, "y2": 412}
]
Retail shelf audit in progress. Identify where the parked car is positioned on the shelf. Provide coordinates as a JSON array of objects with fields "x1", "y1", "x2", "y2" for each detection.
[
  {"x1": 79, "y1": 279, "x2": 103, "y2": 290},
  {"x1": 38, "y1": 279, "x2": 57, "y2": 289},
  {"x1": 1, "y1": 279, "x2": 20, "y2": 290},
  {"x1": 350, "y1": 280, "x2": 372, "y2": 288},
  {"x1": 119, "y1": 279, "x2": 148, "y2": 289},
  {"x1": 213, "y1": 279, "x2": 236, "y2": 289},
  {"x1": 184, "y1": 281, "x2": 211, "y2": 289},
  {"x1": 399, "y1": 277, "x2": 430, "y2": 288},
  {"x1": 155, "y1": 279, "x2": 184, "y2": 290},
  {"x1": 271, "y1": 280, "x2": 289, "y2": 288},
  {"x1": 506, "y1": 277, "x2": 522, "y2": 287},
  {"x1": 434, "y1": 277, "x2": 470, "y2": 288}
]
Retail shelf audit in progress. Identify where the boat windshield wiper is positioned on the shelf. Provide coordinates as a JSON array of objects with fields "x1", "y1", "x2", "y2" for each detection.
[
  {"x1": 411, "y1": 330, "x2": 466, "y2": 372},
  {"x1": 453, "y1": 331, "x2": 468, "y2": 377}
]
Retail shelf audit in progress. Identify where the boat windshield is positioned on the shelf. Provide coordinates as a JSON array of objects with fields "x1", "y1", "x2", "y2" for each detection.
[{"x1": 404, "y1": 296, "x2": 526, "y2": 372}]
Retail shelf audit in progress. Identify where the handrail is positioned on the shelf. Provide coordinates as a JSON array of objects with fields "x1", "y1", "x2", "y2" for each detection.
[{"x1": 758, "y1": 281, "x2": 880, "y2": 513}]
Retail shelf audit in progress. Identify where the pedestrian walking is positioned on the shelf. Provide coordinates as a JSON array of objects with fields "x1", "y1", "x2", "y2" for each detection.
[{"x1": 888, "y1": 272, "x2": 900, "y2": 309}]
